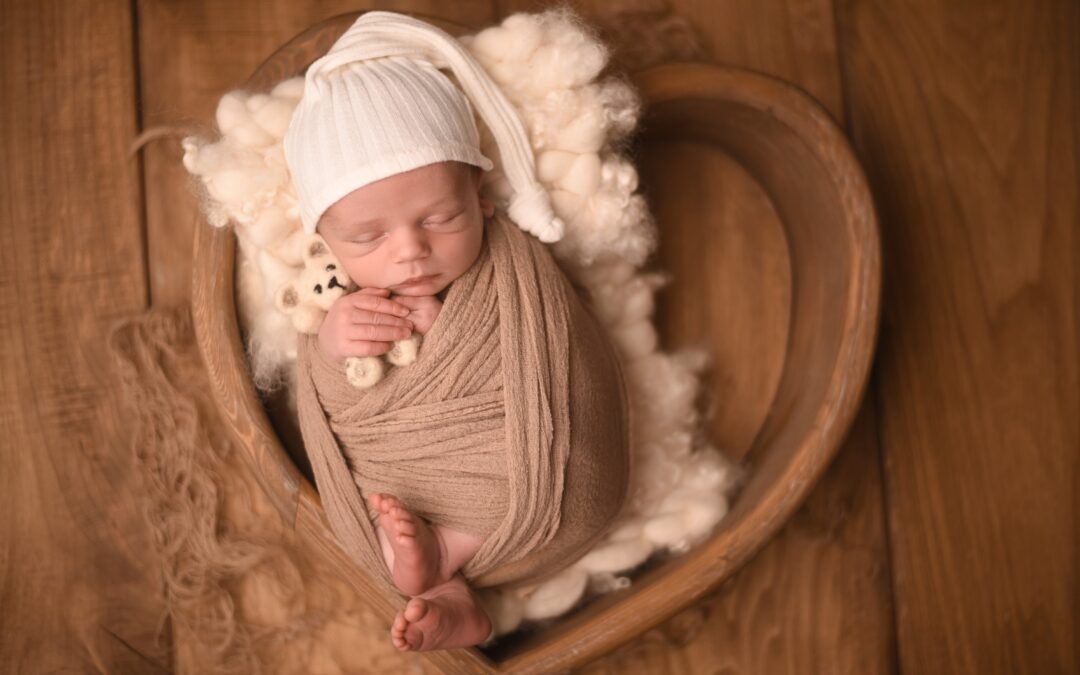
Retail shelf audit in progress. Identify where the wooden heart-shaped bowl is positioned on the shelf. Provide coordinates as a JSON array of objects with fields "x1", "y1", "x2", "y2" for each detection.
[{"x1": 191, "y1": 11, "x2": 881, "y2": 674}]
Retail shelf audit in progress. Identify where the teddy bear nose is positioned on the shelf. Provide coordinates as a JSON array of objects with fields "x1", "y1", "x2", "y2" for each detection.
[{"x1": 328, "y1": 276, "x2": 343, "y2": 291}]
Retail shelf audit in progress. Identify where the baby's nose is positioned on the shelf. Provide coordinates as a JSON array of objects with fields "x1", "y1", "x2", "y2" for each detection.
[{"x1": 392, "y1": 226, "x2": 431, "y2": 261}]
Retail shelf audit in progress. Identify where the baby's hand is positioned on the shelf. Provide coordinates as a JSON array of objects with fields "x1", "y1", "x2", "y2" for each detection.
[
  {"x1": 390, "y1": 294, "x2": 443, "y2": 336},
  {"x1": 318, "y1": 288, "x2": 414, "y2": 365}
]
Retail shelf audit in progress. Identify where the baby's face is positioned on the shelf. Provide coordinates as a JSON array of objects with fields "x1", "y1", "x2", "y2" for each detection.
[{"x1": 316, "y1": 161, "x2": 494, "y2": 297}]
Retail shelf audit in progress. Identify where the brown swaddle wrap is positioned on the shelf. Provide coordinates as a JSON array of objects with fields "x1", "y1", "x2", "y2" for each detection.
[{"x1": 295, "y1": 211, "x2": 632, "y2": 598}]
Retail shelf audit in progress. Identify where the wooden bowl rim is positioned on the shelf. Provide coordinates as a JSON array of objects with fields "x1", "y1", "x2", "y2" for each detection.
[{"x1": 190, "y1": 14, "x2": 881, "y2": 672}]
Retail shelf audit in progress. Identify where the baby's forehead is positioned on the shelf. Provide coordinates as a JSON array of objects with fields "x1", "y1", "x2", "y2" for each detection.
[{"x1": 319, "y1": 162, "x2": 478, "y2": 230}]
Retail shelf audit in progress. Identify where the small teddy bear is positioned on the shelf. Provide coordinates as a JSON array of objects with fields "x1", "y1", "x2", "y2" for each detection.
[{"x1": 274, "y1": 234, "x2": 421, "y2": 388}]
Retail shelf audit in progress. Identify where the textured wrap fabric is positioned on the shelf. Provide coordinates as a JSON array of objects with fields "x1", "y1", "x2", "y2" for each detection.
[{"x1": 295, "y1": 211, "x2": 632, "y2": 598}]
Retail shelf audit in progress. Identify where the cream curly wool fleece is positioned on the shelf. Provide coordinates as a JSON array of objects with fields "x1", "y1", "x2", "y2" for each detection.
[{"x1": 284, "y1": 10, "x2": 564, "y2": 243}]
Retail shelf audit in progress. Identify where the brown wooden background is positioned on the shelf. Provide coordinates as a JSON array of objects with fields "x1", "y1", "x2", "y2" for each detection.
[{"x1": 2, "y1": 0, "x2": 1076, "y2": 673}]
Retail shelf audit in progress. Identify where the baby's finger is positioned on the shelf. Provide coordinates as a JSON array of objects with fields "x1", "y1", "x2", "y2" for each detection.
[
  {"x1": 356, "y1": 286, "x2": 390, "y2": 296},
  {"x1": 349, "y1": 308, "x2": 412, "y2": 328},
  {"x1": 346, "y1": 323, "x2": 413, "y2": 343},
  {"x1": 342, "y1": 340, "x2": 394, "y2": 358},
  {"x1": 348, "y1": 293, "x2": 411, "y2": 318},
  {"x1": 389, "y1": 294, "x2": 423, "y2": 308}
]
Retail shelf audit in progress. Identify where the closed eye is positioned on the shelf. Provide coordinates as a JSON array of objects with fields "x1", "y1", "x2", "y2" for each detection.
[
  {"x1": 348, "y1": 233, "x2": 384, "y2": 245},
  {"x1": 424, "y1": 210, "x2": 465, "y2": 228}
]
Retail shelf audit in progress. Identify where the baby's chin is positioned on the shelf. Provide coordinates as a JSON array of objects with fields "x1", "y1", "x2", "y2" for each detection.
[
  {"x1": 389, "y1": 278, "x2": 451, "y2": 297},
  {"x1": 391, "y1": 287, "x2": 441, "y2": 297}
]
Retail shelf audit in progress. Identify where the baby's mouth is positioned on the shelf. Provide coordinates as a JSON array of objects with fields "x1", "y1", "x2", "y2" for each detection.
[{"x1": 398, "y1": 273, "x2": 438, "y2": 287}]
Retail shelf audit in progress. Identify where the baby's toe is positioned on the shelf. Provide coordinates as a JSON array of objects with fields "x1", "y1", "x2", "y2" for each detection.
[
  {"x1": 391, "y1": 613, "x2": 411, "y2": 647},
  {"x1": 404, "y1": 624, "x2": 424, "y2": 650},
  {"x1": 374, "y1": 493, "x2": 395, "y2": 514},
  {"x1": 404, "y1": 597, "x2": 429, "y2": 623}
]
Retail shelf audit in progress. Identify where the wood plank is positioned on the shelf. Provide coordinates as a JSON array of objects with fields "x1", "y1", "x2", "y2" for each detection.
[
  {"x1": 494, "y1": 1, "x2": 895, "y2": 672},
  {"x1": 663, "y1": 0, "x2": 844, "y2": 115},
  {"x1": 837, "y1": 1, "x2": 1078, "y2": 673},
  {"x1": 629, "y1": 2, "x2": 895, "y2": 670},
  {"x1": 580, "y1": 404, "x2": 895, "y2": 674},
  {"x1": 137, "y1": 0, "x2": 496, "y2": 308},
  {"x1": 0, "y1": 0, "x2": 167, "y2": 672}
]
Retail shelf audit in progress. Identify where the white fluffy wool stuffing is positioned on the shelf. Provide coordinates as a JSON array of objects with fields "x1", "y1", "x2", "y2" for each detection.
[{"x1": 182, "y1": 8, "x2": 736, "y2": 636}]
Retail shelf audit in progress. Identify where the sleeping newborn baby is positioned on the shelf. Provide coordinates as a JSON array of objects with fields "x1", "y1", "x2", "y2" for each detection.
[
  {"x1": 315, "y1": 160, "x2": 489, "y2": 375},
  {"x1": 285, "y1": 11, "x2": 631, "y2": 654},
  {"x1": 314, "y1": 159, "x2": 497, "y2": 649}
]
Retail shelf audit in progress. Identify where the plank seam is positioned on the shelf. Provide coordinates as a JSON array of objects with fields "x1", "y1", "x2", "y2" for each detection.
[{"x1": 129, "y1": 0, "x2": 151, "y2": 310}]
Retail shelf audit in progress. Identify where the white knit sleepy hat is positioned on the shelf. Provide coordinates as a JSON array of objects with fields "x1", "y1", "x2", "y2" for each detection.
[{"x1": 284, "y1": 10, "x2": 565, "y2": 243}]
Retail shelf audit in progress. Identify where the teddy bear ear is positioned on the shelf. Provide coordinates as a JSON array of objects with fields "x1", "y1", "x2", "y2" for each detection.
[
  {"x1": 275, "y1": 282, "x2": 300, "y2": 314},
  {"x1": 304, "y1": 234, "x2": 330, "y2": 263}
]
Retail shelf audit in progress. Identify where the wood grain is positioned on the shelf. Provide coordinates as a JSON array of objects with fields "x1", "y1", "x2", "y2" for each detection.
[
  {"x1": 499, "y1": 1, "x2": 896, "y2": 672},
  {"x1": 183, "y1": 2, "x2": 885, "y2": 669},
  {"x1": 837, "y1": 1, "x2": 1079, "y2": 673},
  {"x1": 581, "y1": 404, "x2": 894, "y2": 675},
  {"x1": 0, "y1": 0, "x2": 167, "y2": 672},
  {"x1": 4, "y1": 0, "x2": 1072, "y2": 673},
  {"x1": 640, "y1": 141, "x2": 791, "y2": 462},
  {"x1": 643, "y1": 2, "x2": 895, "y2": 672},
  {"x1": 188, "y1": 12, "x2": 882, "y2": 670}
]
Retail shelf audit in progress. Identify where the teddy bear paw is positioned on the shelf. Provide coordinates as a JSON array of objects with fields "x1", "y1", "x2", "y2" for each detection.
[
  {"x1": 385, "y1": 333, "x2": 422, "y2": 367},
  {"x1": 344, "y1": 356, "x2": 386, "y2": 389}
]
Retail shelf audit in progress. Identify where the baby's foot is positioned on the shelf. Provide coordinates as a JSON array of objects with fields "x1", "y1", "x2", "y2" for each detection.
[
  {"x1": 368, "y1": 492, "x2": 442, "y2": 596},
  {"x1": 390, "y1": 574, "x2": 493, "y2": 652}
]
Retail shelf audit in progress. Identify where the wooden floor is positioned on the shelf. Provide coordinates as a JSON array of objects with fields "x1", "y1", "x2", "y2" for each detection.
[{"x1": 2, "y1": 0, "x2": 1076, "y2": 673}]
